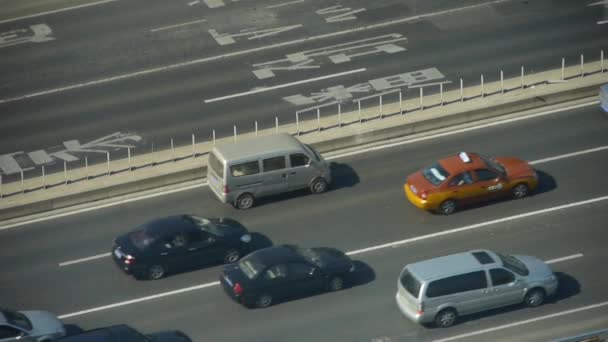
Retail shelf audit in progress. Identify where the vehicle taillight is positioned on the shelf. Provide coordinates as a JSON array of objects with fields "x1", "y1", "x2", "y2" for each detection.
[
  {"x1": 223, "y1": 185, "x2": 230, "y2": 194},
  {"x1": 124, "y1": 255, "x2": 136, "y2": 265},
  {"x1": 420, "y1": 191, "x2": 428, "y2": 200},
  {"x1": 416, "y1": 303, "x2": 424, "y2": 317},
  {"x1": 233, "y1": 283, "x2": 243, "y2": 296}
]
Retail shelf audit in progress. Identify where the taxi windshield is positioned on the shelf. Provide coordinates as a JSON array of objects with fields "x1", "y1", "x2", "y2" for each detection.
[
  {"x1": 422, "y1": 162, "x2": 450, "y2": 186},
  {"x1": 481, "y1": 156, "x2": 506, "y2": 176}
]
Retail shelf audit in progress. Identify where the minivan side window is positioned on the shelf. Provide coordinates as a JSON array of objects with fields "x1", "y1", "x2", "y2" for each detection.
[
  {"x1": 263, "y1": 156, "x2": 286, "y2": 172},
  {"x1": 426, "y1": 271, "x2": 488, "y2": 298},
  {"x1": 290, "y1": 153, "x2": 310, "y2": 167},
  {"x1": 490, "y1": 268, "x2": 515, "y2": 286},
  {"x1": 231, "y1": 161, "x2": 260, "y2": 177}
]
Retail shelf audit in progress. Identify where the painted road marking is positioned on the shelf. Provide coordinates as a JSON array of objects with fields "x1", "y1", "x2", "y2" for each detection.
[
  {"x1": 433, "y1": 300, "x2": 608, "y2": 342},
  {"x1": 266, "y1": 0, "x2": 305, "y2": 9},
  {"x1": 0, "y1": 102, "x2": 602, "y2": 231},
  {"x1": 0, "y1": 24, "x2": 54, "y2": 48},
  {"x1": 209, "y1": 25, "x2": 303, "y2": 46},
  {"x1": 150, "y1": 19, "x2": 207, "y2": 32},
  {"x1": 203, "y1": 68, "x2": 367, "y2": 103},
  {"x1": 59, "y1": 252, "x2": 111, "y2": 266},
  {"x1": 529, "y1": 146, "x2": 608, "y2": 165},
  {"x1": 317, "y1": 5, "x2": 366, "y2": 23},
  {"x1": 56, "y1": 251, "x2": 585, "y2": 319},
  {"x1": 545, "y1": 253, "x2": 583, "y2": 264},
  {"x1": 0, "y1": 0, "x2": 510, "y2": 104},
  {"x1": 0, "y1": 0, "x2": 119, "y2": 24}
]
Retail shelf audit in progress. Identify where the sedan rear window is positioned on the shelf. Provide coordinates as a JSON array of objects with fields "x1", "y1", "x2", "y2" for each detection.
[
  {"x1": 129, "y1": 228, "x2": 157, "y2": 250},
  {"x1": 400, "y1": 269, "x2": 421, "y2": 298},
  {"x1": 238, "y1": 256, "x2": 266, "y2": 279},
  {"x1": 422, "y1": 162, "x2": 450, "y2": 186}
]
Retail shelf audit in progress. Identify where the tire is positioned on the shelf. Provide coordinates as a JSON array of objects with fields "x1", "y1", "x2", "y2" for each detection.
[
  {"x1": 524, "y1": 288, "x2": 545, "y2": 307},
  {"x1": 235, "y1": 193, "x2": 254, "y2": 210},
  {"x1": 328, "y1": 276, "x2": 345, "y2": 292},
  {"x1": 512, "y1": 183, "x2": 530, "y2": 199},
  {"x1": 435, "y1": 308, "x2": 457, "y2": 328},
  {"x1": 147, "y1": 264, "x2": 166, "y2": 280},
  {"x1": 438, "y1": 199, "x2": 457, "y2": 215},
  {"x1": 255, "y1": 294, "x2": 273, "y2": 308},
  {"x1": 223, "y1": 249, "x2": 241, "y2": 264},
  {"x1": 310, "y1": 178, "x2": 328, "y2": 194}
]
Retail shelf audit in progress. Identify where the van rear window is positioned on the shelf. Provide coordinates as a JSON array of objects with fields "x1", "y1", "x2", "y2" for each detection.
[
  {"x1": 208, "y1": 152, "x2": 224, "y2": 179},
  {"x1": 400, "y1": 269, "x2": 421, "y2": 298}
]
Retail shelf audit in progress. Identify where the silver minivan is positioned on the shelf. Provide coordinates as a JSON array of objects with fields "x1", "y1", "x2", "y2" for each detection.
[
  {"x1": 395, "y1": 249, "x2": 558, "y2": 328},
  {"x1": 207, "y1": 133, "x2": 332, "y2": 209}
]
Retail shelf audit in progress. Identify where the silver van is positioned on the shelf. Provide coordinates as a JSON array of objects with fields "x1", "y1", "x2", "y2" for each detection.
[
  {"x1": 207, "y1": 133, "x2": 332, "y2": 209},
  {"x1": 395, "y1": 249, "x2": 558, "y2": 328}
]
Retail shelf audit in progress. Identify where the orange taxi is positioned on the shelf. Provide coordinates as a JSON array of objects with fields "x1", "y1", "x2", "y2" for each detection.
[{"x1": 404, "y1": 152, "x2": 538, "y2": 215}]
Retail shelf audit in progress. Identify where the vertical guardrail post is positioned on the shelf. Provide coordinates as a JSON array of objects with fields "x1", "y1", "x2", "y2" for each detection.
[
  {"x1": 255, "y1": 121, "x2": 258, "y2": 136},
  {"x1": 481, "y1": 74, "x2": 484, "y2": 98},
  {"x1": 419, "y1": 88, "x2": 424, "y2": 110},
  {"x1": 561, "y1": 57, "x2": 565, "y2": 80},
  {"x1": 460, "y1": 78, "x2": 464, "y2": 102},
  {"x1": 107, "y1": 152, "x2": 111, "y2": 175},
  {"x1": 64, "y1": 161, "x2": 68, "y2": 185},
  {"x1": 296, "y1": 112, "x2": 300, "y2": 136},
  {"x1": 317, "y1": 108, "x2": 321, "y2": 132},
  {"x1": 171, "y1": 138, "x2": 175, "y2": 161},
  {"x1": 580, "y1": 54, "x2": 584, "y2": 77},
  {"x1": 521, "y1": 66, "x2": 525, "y2": 89},
  {"x1": 358, "y1": 100, "x2": 362, "y2": 123},
  {"x1": 439, "y1": 84, "x2": 444, "y2": 106},
  {"x1": 0, "y1": 175, "x2": 2, "y2": 199},
  {"x1": 85, "y1": 156, "x2": 89, "y2": 180},
  {"x1": 275, "y1": 116, "x2": 279, "y2": 134},
  {"x1": 21, "y1": 170, "x2": 24, "y2": 193},
  {"x1": 233, "y1": 125, "x2": 237, "y2": 142},
  {"x1": 151, "y1": 142, "x2": 154, "y2": 153},
  {"x1": 379, "y1": 96, "x2": 383, "y2": 118},
  {"x1": 602, "y1": 50, "x2": 605, "y2": 73},
  {"x1": 500, "y1": 70, "x2": 504, "y2": 94},
  {"x1": 128, "y1": 147, "x2": 132, "y2": 171},
  {"x1": 42, "y1": 166, "x2": 46, "y2": 190},
  {"x1": 338, "y1": 103, "x2": 342, "y2": 126},
  {"x1": 400, "y1": 90, "x2": 405, "y2": 112},
  {"x1": 212, "y1": 129, "x2": 216, "y2": 145},
  {"x1": 192, "y1": 134, "x2": 196, "y2": 158}
]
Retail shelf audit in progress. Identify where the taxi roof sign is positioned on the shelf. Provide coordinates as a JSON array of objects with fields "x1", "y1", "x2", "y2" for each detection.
[{"x1": 458, "y1": 152, "x2": 472, "y2": 163}]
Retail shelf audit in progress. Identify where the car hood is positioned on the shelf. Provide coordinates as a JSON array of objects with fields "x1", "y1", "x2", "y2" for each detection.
[
  {"x1": 514, "y1": 255, "x2": 554, "y2": 280},
  {"x1": 494, "y1": 157, "x2": 535, "y2": 179},
  {"x1": 210, "y1": 218, "x2": 249, "y2": 238},
  {"x1": 146, "y1": 330, "x2": 192, "y2": 342},
  {"x1": 312, "y1": 247, "x2": 353, "y2": 273},
  {"x1": 21, "y1": 310, "x2": 65, "y2": 338}
]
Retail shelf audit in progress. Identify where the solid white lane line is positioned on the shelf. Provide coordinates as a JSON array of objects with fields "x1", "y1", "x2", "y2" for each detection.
[
  {"x1": 55, "y1": 252, "x2": 583, "y2": 319},
  {"x1": 57, "y1": 281, "x2": 220, "y2": 319},
  {"x1": 150, "y1": 19, "x2": 207, "y2": 32},
  {"x1": 545, "y1": 253, "x2": 583, "y2": 264},
  {"x1": 345, "y1": 195, "x2": 608, "y2": 256},
  {"x1": 530, "y1": 146, "x2": 608, "y2": 165},
  {"x1": 266, "y1": 0, "x2": 305, "y2": 8},
  {"x1": 59, "y1": 252, "x2": 111, "y2": 267},
  {"x1": 0, "y1": 0, "x2": 510, "y2": 103},
  {"x1": 203, "y1": 68, "x2": 367, "y2": 103},
  {"x1": 0, "y1": 0, "x2": 119, "y2": 24},
  {"x1": 433, "y1": 300, "x2": 608, "y2": 342},
  {"x1": 326, "y1": 101, "x2": 599, "y2": 160}
]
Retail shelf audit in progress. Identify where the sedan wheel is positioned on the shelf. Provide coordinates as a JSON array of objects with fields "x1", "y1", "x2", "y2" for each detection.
[
  {"x1": 236, "y1": 193, "x2": 254, "y2": 210},
  {"x1": 512, "y1": 183, "x2": 529, "y2": 199},
  {"x1": 255, "y1": 294, "x2": 273, "y2": 308},
  {"x1": 435, "y1": 308, "x2": 457, "y2": 328},
  {"x1": 148, "y1": 265, "x2": 166, "y2": 280},
  {"x1": 223, "y1": 249, "x2": 241, "y2": 264},
  {"x1": 328, "y1": 276, "x2": 345, "y2": 292},
  {"x1": 310, "y1": 178, "x2": 328, "y2": 194},
  {"x1": 524, "y1": 288, "x2": 545, "y2": 307},
  {"x1": 438, "y1": 200, "x2": 456, "y2": 215}
]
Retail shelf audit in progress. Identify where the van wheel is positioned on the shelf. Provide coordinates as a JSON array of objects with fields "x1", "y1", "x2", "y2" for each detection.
[
  {"x1": 435, "y1": 308, "x2": 457, "y2": 328},
  {"x1": 524, "y1": 288, "x2": 545, "y2": 307},
  {"x1": 438, "y1": 199, "x2": 457, "y2": 215},
  {"x1": 512, "y1": 183, "x2": 529, "y2": 199},
  {"x1": 310, "y1": 178, "x2": 328, "y2": 194},
  {"x1": 235, "y1": 193, "x2": 254, "y2": 210}
]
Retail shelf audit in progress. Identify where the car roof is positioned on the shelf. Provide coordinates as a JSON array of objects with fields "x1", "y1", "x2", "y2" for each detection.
[
  {"x1": 247, "y1": 245, "x2": 302, "y2": 265},
  {"x1": 437, "y1": 152, "x2": 487, "y2": 175},
  {"x1": 58, "y1": 324, "x2": 143, "y2": 342},
  {"x1": 407, "y1": 250, "x2": 500, "y2": 281},
  {"x1": 212, "y1": 133, "x2": 305, "y2": 162},
  {"x1": 140, "y1": 215, "x2": 194, "y2": 236}
]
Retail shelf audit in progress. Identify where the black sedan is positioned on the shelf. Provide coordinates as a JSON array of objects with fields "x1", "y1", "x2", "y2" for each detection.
[
  {"x1": 220, "y1": 244, "x2": 356, "y2": 308},
  {"x1": 112, "y1": 215, "x2": 252, "y2": 280}
]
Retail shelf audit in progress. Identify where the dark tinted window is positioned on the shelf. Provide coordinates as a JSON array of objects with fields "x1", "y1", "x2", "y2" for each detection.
[
  {"x1": 2, "y1": 310, "x2": 31, "y2": 330},
  {"x1": 263, "y1": 156, "x2": 286, "y2": 172},
  {"x1": 473, "y1": 251, "x2": 495, "y2": 265},
  {"x1": 475, "y1": 169, "x2": 498, "y2": 181},
  {"x1": 400, "y1": 269, "x2": 422, "y2": 298},
  {"x1": 230, "y1": 161, "x2": 260, "y2": 177},
  {"x1": 490, "y1": 268, "x2": 515, "y2": 286},
  {"x1": 290, "y1": 153, "x2": 310, "y2": 167},
  {"x1": 289, "y1": 263, "x2": 314, "y2": 280},
  {"x1": 426, "y1": 271, "x2": 488, "y2": 298},
  {"x1": 129, "y1": 228, "x2": 157, "y2": 251},
  {"x1": 264, "y1": 264, "x2": 288, "y2": 280},
  {"x1": 0, "y1": 326, "x2": 21, "y2": 339},
  {"x1": 449, "y1": 172, "x2": 473, "y2": 186},
  {"x1": 497, "y1": 253, "x2": 530, "y2": 276},
  {"x1": 422, "y1": 162, "x2": 450, "y2": 186}
]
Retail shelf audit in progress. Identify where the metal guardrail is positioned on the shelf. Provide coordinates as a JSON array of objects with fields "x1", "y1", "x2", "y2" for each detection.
[{"x1": 551, "y1": 327, "x2": 608, "y2": 342}]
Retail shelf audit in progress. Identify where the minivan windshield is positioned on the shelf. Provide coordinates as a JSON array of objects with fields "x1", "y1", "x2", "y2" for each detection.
[
  {"x1": 304, "y1": 144, "x2": 322, "y2": 162},
  {"x1": 208, "y1": 152, "x2": 224, "y2": 179},
  {"x1": 497, "y1": 253, "x2": 530, "y2": 276},
  {"x1": 400, "y1": 269, "x2": 421, "y2": 298},
  {"x1": 422, "y1": 162, "x2": 450, "y2": 186},
  {"x1": 2, "y1": 309, "x2": 32, "y2": 330}
]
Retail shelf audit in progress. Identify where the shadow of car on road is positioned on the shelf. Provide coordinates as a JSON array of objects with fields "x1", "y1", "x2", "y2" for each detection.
[{"x1": 64, "y1": 324, "x2": 85, "y2": 336}]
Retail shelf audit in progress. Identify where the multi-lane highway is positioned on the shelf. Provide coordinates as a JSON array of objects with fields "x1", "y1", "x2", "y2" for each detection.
[
  {"x1": 0, "y1": 0, "x2": 606, "y2": 180},
  {"x1": 1, "y1": 104, "x2": 607, "y2": 341}
]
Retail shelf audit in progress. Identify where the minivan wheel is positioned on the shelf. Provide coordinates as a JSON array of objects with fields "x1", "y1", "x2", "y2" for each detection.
[
  {"x1": 435, "y1": 308, "x2": 457, "y2": 328},
  {"x1": 328, "y1": 276, "x2": 345, "y2": 292},
  {"x1": 147, "y1": 264, "x2": 166, "y2": 280},
  {"x1": 438, "y1": 199, "x2": 457, "y2": 215},
  {"x1": 235, "y1": 193, "x2": 254, "y2": 210},
  {"x1": 524, "y1": 288, "x2": 545, "y2": 307},
  {"x1": 255, "y1": 294, "x2": 273, "y2": 308},
  {"x1": 310, "y1": 178, "x2": 328, "y2": 194},
  {"x1": 223, "y1": 249, "x2": 241, "y2": 264},
  {"x1": 512, "y1": 183, "x2": 529, "y2": 199}
]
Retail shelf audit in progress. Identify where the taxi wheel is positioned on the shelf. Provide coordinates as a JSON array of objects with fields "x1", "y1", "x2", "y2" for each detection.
[
  {"x1": 512, "y1": 183, "x2": 529, "y2": 199},
  {"x1": 438, "y1": 200, "x2": 457, "y2": 215}
]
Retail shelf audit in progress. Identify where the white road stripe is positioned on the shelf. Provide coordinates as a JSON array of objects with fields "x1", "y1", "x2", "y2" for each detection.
[
  {"x1": 545, "y1": 253, "x2": 583, "y2": 264},
  {"x1": 530, "y1": 146, "x2": 608, "y2": 165},
  {"x1": 266, "y1": 0, "x2": 305, "y2": 8},
  {"x1": 433, "y1": 300, "x2": 608, "y2": 342},
  {"x1": 0, "y1": 0, "x2": 119, "y2": 25},
  {"x1": 345, "y1": 195, "x2": 608, "y2": 256},
  {"x1": 203, "y1": 68, "x2": 367, "y2": 103},
  {"x1": 150, "y1": 19, "x2": 207, "y2": 32},
  {"x1": 59, "y1": 252, "x2": 111, "y2": 266}
]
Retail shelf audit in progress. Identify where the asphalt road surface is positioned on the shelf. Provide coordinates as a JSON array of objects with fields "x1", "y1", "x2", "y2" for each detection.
[
  {"x1": 0, "y1": 0, "x2": 606, "y2": 177},
  {"x1": 1, "y1": 104, "x2": 607, "y2": 341}
]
